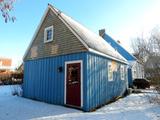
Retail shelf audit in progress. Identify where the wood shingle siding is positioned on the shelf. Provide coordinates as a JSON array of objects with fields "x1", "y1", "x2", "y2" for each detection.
[{"x1": 24, "y1": 10, "x2": 87, "y2": 61}]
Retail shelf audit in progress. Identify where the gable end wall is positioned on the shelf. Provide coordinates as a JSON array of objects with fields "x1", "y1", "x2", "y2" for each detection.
[{"x1": 24, "y1": 9, "x2": 87, "y2": 61}]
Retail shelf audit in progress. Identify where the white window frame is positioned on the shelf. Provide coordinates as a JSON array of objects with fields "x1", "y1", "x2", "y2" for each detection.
[
  {"x1": 108, "y1": 61, "x2": 113, "y2": 81},
  {"x1": 44, "y1": 26, "x2": 54, "y2": 43},
  {"x1": 121, "y1": 65, "x2": 125, "y2": 80}
]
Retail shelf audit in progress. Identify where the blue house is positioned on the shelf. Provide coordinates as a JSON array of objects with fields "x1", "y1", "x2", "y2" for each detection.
[
  {"x1": 23, "y1": 4, "x2": 128, "y2": 111},
  {"x1": 99, "y1": 29, "x2": 144, "y2": 87}
]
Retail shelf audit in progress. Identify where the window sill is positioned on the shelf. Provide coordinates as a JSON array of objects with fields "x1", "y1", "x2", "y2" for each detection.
[{"x1": 44, "y1": 39, "x2": 53, "y2": 43}]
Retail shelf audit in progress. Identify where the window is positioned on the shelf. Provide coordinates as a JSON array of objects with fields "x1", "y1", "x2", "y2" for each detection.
[
  {"x1": 44, "y1": 26, "x2": 54, "y2": 43},
  {"x1": 68, "y1": 65, "x2": 79, "y2": 83},
  {"x1": 121, "y1": 65, "x2": 125, "y2": 80},
  {"x1": 125, "y1": 67, "x2": 128, "y2": 80},
  {"x1": 108, "y1": 62, "x2": 113, "y2": 81}
]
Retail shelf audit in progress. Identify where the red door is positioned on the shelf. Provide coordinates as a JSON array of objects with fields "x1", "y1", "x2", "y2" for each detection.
[{"x1": 66, "y1": 62, "x2": 81, "y2": 107}]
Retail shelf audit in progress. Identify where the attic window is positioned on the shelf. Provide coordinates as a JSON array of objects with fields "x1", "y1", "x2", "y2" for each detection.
[{"x1": 44, "y1": 26, "x2": 54, "y2": 43}]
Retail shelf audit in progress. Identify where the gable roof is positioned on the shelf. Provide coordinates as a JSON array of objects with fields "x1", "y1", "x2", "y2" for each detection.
[
  {"x1": 23, "y1": 4, "x2": 127, "y2": 64},
  {"x1": 102, "y1": 33, "x2": 137, "y2": 61}
]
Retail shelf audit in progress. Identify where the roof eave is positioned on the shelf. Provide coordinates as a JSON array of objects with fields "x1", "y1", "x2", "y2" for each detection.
[
  {"x1": 23, "y1": 4, "x2": 128, "y2": 64},
  {"x1": 89, "y1": 48, "x2": 128, "y2": 64}
]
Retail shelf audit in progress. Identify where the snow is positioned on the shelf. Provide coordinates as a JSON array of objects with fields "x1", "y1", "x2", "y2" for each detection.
[{"x1": 0, "y1": 85, "x2": 160, "y2": 120}]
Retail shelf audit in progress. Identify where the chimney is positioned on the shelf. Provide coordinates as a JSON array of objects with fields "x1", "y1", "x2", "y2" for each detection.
[
  {"x1": 117, "y1": 40, "x2": 121, "y2": 44},
  {"x1": 99, "y1": 29, "x2": 105, "y2": 38}
]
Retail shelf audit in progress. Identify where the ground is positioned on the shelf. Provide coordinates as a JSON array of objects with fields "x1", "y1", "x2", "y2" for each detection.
[{"x1": 0, "y1": 85, "x2": 160, "y2": 120}]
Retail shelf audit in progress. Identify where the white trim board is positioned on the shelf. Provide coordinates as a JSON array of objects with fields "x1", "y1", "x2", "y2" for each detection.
[
  {"x1": 89, "y1": 48, "x2": 128, "y2": 64},
  {"x1": 64, "y1": 60, "x2": 83, "y2": 108}
]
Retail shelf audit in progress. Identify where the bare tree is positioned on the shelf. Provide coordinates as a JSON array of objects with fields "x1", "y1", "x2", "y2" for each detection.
[
  {"x1": 131, "y1": 34, "x2": 148, "y2": 63},
  {"x1": 146, "y1": 27, "x2": 160, "y2": 85},
  {"x1": 132, "y1": 27, "x2": 160, "y2": 104},
  {"x1": 0, "y1": 0, "x2": 16, "y2": 23},
  {"x1": 149, "y1": 27, "x2": 160, "y2": 53},
  {"x1": 132, "y1": 27, "x2": 160, "y2": 68}
]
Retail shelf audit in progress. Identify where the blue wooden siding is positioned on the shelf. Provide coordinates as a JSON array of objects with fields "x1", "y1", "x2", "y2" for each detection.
[
  {"x1": 103, "y1": 33, "x2": 136, "y2": 87},
  {"x1": 23, "y1": 52, "x2": 87, "y2": 107},
  {"x1": 23, "y1": 51, "x2": 128, "y2": 111},
  {"x1": 85, "y1": 52, "x2": 128, "y2": 111}
]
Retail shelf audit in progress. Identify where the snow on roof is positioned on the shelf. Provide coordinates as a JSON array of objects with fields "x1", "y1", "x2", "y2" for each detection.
[{"x1": 49, "y1": 5, "x2": 127, "y2": 63}]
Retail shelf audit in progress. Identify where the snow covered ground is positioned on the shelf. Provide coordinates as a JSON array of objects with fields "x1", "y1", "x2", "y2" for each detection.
[{"x1": 0, "y1": 85, "x2": 160, "y2": 120}]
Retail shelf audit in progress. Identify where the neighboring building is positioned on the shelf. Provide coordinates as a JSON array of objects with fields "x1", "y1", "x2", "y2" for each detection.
[
  {"x1": 23, "y1": 4, "x2": 128, "y2": 111},
  {"x1": 99, "y1": 29, "x2": 144, "y2": 87},
  {"x1": 131, "y1": 61, "x2": 144, "y2": 79},
  {"x1": 0, "y1": 58, "x2": 12, "y2": 72},
  {"x1": 133, "y1": 54, "x2": 145, "y2": 79}
]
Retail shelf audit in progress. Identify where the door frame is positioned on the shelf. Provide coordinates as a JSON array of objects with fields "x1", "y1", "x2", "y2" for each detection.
[{"x1": 64, "y1": 60, "x2": 83, "y2": 108}]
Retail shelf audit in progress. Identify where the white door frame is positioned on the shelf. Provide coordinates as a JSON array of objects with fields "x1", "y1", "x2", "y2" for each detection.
[{"x1": 64, "y1": 60, "x2": 83, "y2": 108}]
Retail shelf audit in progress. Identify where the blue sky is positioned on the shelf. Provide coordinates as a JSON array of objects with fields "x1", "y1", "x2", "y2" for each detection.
[{"x1": 0, "y1": 0, "x2": 160, "y2": 67}]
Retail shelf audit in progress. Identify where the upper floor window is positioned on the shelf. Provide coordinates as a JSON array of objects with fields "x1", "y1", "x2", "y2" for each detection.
[{"x1": 44, "y1": 26, "x2": 54, "y2": 43}]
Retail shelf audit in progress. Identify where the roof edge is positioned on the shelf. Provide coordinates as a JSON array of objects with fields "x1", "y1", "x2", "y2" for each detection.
[
  {"x1": 89, "y1": 48, "x2": 128, "y2": 64},
  {"x1": 23, "y1": 4, "x2": 128, "y2": 63},
  {"x1": 48, "y1": 5, "x2": 127, "y2": 62},
  {"x1": 48, "y1": 4, "x2": 90, "y2": 50},
  {"x1": 23, "y1": 4, "x2": 90, "y2": 60}
]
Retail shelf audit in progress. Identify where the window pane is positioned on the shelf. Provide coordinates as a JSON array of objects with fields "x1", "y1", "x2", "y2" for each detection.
[
  {"x1": 121, "y1": 65, "x2": 125, "y2": 80},
  {"x1": 108, "y1": 62, "x2": 113, "y2": 81},
  {"x1": 47, "y1": 29, "x2": 52, "y2": 40},
  {"x1": 44, "y1": 26, "x2": 54, "y2": 43}
]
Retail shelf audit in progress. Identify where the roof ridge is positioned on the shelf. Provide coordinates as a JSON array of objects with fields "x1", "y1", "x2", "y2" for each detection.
[
  {"x1": 48, "y1": 4, "x2": 90, "y2": 50},
  {"x1": 46, "y1": 4, "x2": 127, "y2": 63}
]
